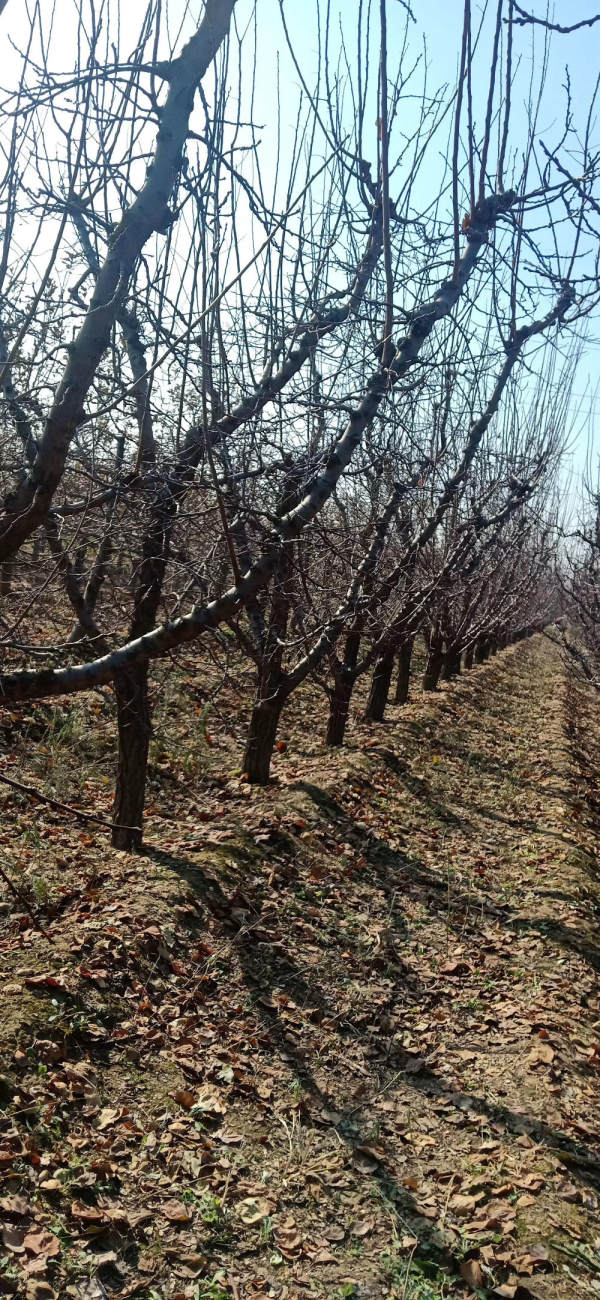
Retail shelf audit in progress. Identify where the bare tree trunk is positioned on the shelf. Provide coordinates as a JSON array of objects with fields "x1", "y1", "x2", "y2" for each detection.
[
  {"x1": 241, "y1": 468, "x2": 302, "y2": 782},
  {"x1": 110, "y1": 485, "x2": 176, "y2": 844},
  {"x1": 394, "y1": 634, "x2": 414, "y2": 704},
  {"x1": 464, "y1": 643, "x2": 474, "y2": 669},
  {"x1": 0, "y1": 559, "x2": 14, "y2": 597},
  {"x1": 243, "y1": 687, "x2": 285, "y2": 784},
  {"x1": 69, "y1": 534, "x2": 113, "y2": 642},
  {"x1": 326, "y1": 674, "x2": 354, "y2": 746},
  {"x1": 73, "y1": 544, "x2": 87, "y2": 581},
  {"x1": 112, "y1": 664, "x2": 150, "y2": 850},
  {"x1": 442, "y1": 646, "x2": 462, "y2": 679},
  {"x1": 474, "y1": 637, "x2": 487, "y2": 663},
  {"x1": 365, "y1": 649, "x2": 394, "y2": 721},
  {"x1": 326, "y1": 621, "x2": 363, "y2": 746},
  {"x1": 423, "y1": 639, "x2": 444, "y2": 691}
]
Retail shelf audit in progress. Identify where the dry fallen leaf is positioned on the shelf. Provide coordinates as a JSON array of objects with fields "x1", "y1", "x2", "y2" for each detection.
[
  {"x1": 528, "y1": 1041, "x2": 555, "y2": 1065},
  {"x1": 70, "y1": 1200, "x2": 106, "y2": 1224},
  {"x1": 191, "y1": 1087, "x2": 226, "y2": 1117},
  {"x1": 162, "y1": 1199, "x2": 193, "y2": 1223},
  {"x1": 25, "y1": 1282, "x2": 57, "y2": 1300},
  {"x1": 96, "y1": 1106, "x2": 125, "y2": 1130},
  {"x1": 460, "y1": 1257, "x2": 485, "y2": 1288},
  {"x1": 323, "y1": 1224, "x2": 346, "y2": 1242},
  {"x1": 24, "y1": 974, "x2": 68, "y2": 991},
  {"x1": 0, "y1": 1194, "x2": 32, "y2": 1215},
  {"x1": 164, "y1": 1248, "x2": 206, "y2": 1277},
  {"x1": 352, "y1": 1143, "x2": 384, "y2": 1172},
  {"x1": 236, "y1": 1196, "x2": 272, "y2": 1226},
  {"x1": 23, "y1": 1227, "x2": 61, "y2": 1258},
  {"x1": 75, "y1": 1281, "x2": 108, "y2": 1300},
  {"x1": 275, "y1": 1215, "x2": 302, "y2": 1255},
  {"x1": 440, "y1": 959, "x2": 471, "y2": 975},
  {"x1": 351, "y1": 1218, "x2": 375, "y2": 1238},
  {"x1": 449, "y1": 1192, "x2": 479, "y2": 1215},
  {"x1": 2, "y1": 1223, "x2": 26, "y2": 1253},
  {"x1": 514, "y1": 1243, "x2": 551, "y2": 1275},
  {"x1": 308, "y1": 1245, "x2": 337, "y2": 1263},
  {"x1": 519, "y1": 1173, "x2": 544, "y2": 1190}
]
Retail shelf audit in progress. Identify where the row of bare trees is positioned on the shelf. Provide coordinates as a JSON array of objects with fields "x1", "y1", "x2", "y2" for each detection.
[
  {"x1": 558, "y1": 480, "x2": 600, "y2": 691},
  {"x1": 0, "y1": 0, "x2": 598, "y2": 848}
]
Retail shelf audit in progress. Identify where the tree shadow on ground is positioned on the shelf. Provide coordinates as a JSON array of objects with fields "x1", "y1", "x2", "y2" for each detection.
[
  {"x1": 397, "y1": 1067, "x2": 600, "y2": 1186},
  {"x1": 150, "y1": 826, "x2": 600, "y2": 1162},
  {"x1": 144, "y1": 848, "x2": 469, "y2": 1292},
  {"x1": 371, "y1": 741, "x2": 578, "y2": 852},
  {"x1": 292, "y1": 776, "x2": 600, "y2": 965},
  {"x1": 413, "y1": 732, "x2": 570, "y2": 799},
  {"x1": 145, "y1": 656, "x2": 600, "y2": 1291},
  {"x1": 146, "y1": 842, "x2": 600, "y2": 1296}
]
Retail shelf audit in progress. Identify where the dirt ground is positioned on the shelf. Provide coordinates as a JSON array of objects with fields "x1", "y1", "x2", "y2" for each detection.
[{"x1": 1, "y1": 635, "x2": 599, "y2": 1300}]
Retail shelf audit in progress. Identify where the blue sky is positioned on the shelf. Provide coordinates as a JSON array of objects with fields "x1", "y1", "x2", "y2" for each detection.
[{"x1": 240, "y1": 0, "x2": 600, "y2": 478}]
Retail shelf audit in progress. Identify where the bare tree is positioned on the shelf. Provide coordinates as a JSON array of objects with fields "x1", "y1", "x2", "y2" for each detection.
[
  {"x1": 558, "y1": 480, "x2": 600, "y2": 690},
  {"x1": 0, "y1": 0, "x2": 599, "y2": 847}
]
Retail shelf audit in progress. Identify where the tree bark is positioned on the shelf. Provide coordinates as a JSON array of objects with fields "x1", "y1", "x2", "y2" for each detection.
[
  {"x1": 241, "y1": 467, "x2": 301, "y2": 783},
  {"x1": 326, "y1": 674, "x2": 354, "y2": 746},
  {"x1": 365, "y1": 650, "x2": 394, "y2": 721},
  {"x1": 394, "y1": 635, "x2": 414, "y2": 704},
  {"x1": 423, "y1": 643, "x2": 444, "y2": 691},
  {"x1": 112, "y1": 664, "x2": 150, "y2": 850},
  {"x1": 464, "y1": 643, "x2": 474, "y2": 669},
  {"x1": 325, "y1": 620, "x2": 363, "y2": 746},
  {"x1": 243, "y1": 691, "x2": 285, "y2": 784},
  {"x1": 0, "y1": 558, "x2": 14, "y2": 597},
  {"x1": 442, "y1": 646, "x2": 462, "y2": 679}
]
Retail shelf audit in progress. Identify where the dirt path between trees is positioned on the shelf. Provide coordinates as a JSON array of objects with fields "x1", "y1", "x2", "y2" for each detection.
[{"x1": 1, "y1": 636, "x2": 599, "y2": 1300}]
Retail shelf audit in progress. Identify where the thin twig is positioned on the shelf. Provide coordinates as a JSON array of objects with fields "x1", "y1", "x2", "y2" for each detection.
[
  {"x1": 0, "y1": 855, "x2": 53, "y2": 941},
  {"x1": 348, "y1": 1069, "x2": 403, "y2": 1115},
  {"x1": 0, "y1": 770, "x2": 139, "y2": 834},
  {"x1": 510, "y1": 3, "x2": 600, "y2": 33}
]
